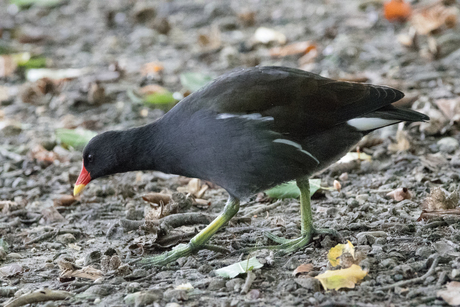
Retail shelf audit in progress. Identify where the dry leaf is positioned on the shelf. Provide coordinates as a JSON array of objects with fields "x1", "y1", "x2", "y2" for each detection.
[
  {"x1": 315, "y1": 264, "x2": 368, "y2": 291},
  {"x1": 269, "y1": 41, "x2": 316, "y2": 58},
  {"x1": 293, "y1": 263, "x2": 314, "y2": 276},
  {"x1": 411, "y1": 2, "x2": 459, "y2": 35},
  {"x1": 70, "y1": 266, "x2": 104, "y2": 280},
  {"x1": 387, "y1": 187, "x2": 412, "y2": 201},
  {"x1": 53, "y1": 195, "x2": 78, "y2": 207},
  {"x1": 418, "y1": 208, "x2": 460, "y2": 221},
  {"x1": 333, "y1": 180, "x2": 341, "y2": 192},
  {"x1": 198, "y1": 25, "x2": 222, "y2": 51},
  {"x1": 177, "y1": 178, "x2": 209, "y2": 198},
  {"x1": 328, "y1": 241, "x2": 355, "y2": 267},
  {"x1": 422, "y1": 187, "x2": 459, "y2": 210},
  {"x1": 388, "y1": 129, "x2": 411, "y2": 152},
  {"x1": 139, "y1": 84, "x2": 169, "y2": 96},
  {"x1": 0, "y1": 263, "x2": 23, "y2": 277},
  {"x1": 437, "y1": 281, "x2": 460, "y2": 306},
  {"x1": 0, "y1": 55, "x2": 18, "y2": 78},
  {"x1": 384, "y1": 0, "x2": 412, "y2": 22},
  {"x1": 238, "y1": 11, "x2": 256, "y2": 26},
  {"x1": 435, "y1": 97, "x2": 460, "y2": 122},
  {"x1": 30, "y1": 144, "x2": 59, "y2": 165},
  {"x1": 338, "y1": 152, "x2": 372, "y2": 164},
  {"x1": 41, "y1": 206, "x2": 66, "y2": 224},
  {"x1": 140, "y1": 62, "x2": 163, "y2": 79},
  {"x1": 142, "y1": 192, "x2": 172, "y2": 205}
]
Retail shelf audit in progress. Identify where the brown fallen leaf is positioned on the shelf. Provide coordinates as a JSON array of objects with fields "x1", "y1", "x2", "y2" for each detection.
[
  {"x1": 411, "y1": 1, "x2": 458, "y2": 35},
  {"x1": 388, "y1": 129, "x2": 411, "y2": 152},
  {"x1": 0, "y1": 54, "x2": 18, "y2": 78},
  {"x1": 142, "y1": 192, "x2": 172, "y2": 205},
  {"x1": 53, "y1": 195, "x2": 78, "y2": 207},
  {"x1": 315, "y1": 264, "x2": 368, "y2": 291},
  {"x1": 333, "y1": 180, "x2": 341, "y2": 192},
  {"x1": 41, "y1": 206, "x2": 66, "y2": 224},
  {"x1": 418, "y1": 208, "x2": 460, "y2": 221},
  {"x1": 387, "y1": 187, "x2": 412, "y2": 201},
  {"x1": 437, "y1": 281, "x2": 460, "y2": 306},
  {"x1": 435, "y1": 97, "x2": 460, "y2": 122},
  {"x1": 177, "y1": 178, "x2": 209, "y2": 199},
  {"x1": 293, "y1": 263, "x2": 314, "y2": 276},
  {"x1": 69, "y1": 266, "x2": 104, "y2": 281},
  {"x1": 30, "y1": 144, "x2": 59, "y2": 165},
  {"x1": 87, "y1": 81, "x2": 106, "y2": 105},
  {"x1": 238, "y1": 11, "x2": 256, "y2": 27},
  {"x1": 269, "y1": 41, "x2": 316, "y2": 58},
  {"x1": 198, "y1": 25, "x2": 222, "y2": 51},
  {"x1": 423, "y1": 187, "x2": 458, "y2": 210}
]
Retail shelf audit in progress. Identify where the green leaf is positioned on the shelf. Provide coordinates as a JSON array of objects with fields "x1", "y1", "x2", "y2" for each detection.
[
  {"x1": 55, "y1": 128, "x2": 97, "y2": 150},
  {"x1": 215, "y1": 257, "x2": 263, "y2": 278},
  {"x1": 19, "y1": 57, "x2": 47, "y2": 69},
  {"x1": 180, "y1": 72, "x2": 213, "y2": 92},
  {"x1": 143, "y1": 91, "x2": 176, "y2": 105},
  {"x1": 10, "y1": 0, "x2": 63, "y2": 8},
  {"x1": 265, "y1": 179, "x2": 321, "y2": 199}
]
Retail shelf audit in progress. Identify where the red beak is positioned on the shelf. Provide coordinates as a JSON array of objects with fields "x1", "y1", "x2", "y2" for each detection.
[{"x1": 74, "y1": 162, "x2": 91, "y2": 196}]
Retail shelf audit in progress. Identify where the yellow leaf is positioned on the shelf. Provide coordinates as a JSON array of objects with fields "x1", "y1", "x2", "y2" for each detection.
[
  {"x1": 327, "y1": 240, "x2": 355, "y2": 267},
  {"x1": 315, "y1": 264, "x2": 368, "y2": 291}
]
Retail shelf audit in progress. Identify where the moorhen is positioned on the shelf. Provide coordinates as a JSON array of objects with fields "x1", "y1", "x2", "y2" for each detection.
[{"x1": 74, "y1": 66, "x2": 429, "y2": 266}]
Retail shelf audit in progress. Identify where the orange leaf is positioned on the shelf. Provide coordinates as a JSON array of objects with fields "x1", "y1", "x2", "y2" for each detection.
[{"x1": 384, "y1": 0, "x2": 412, "y2": 22}]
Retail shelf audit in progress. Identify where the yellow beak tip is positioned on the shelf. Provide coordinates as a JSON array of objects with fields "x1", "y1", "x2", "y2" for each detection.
[{"x1": 74, "y1": 184, "x2": 86, "y2": 196}]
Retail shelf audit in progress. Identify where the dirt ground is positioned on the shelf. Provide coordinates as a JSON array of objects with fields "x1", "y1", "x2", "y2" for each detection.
[{"x1": 1, "y1": 0, "x2": 460, "y2": 306}]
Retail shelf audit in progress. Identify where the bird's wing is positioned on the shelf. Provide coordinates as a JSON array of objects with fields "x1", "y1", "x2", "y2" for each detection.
[{"x1": 193, "y1": 66, "x2": 404, "y2": 138}]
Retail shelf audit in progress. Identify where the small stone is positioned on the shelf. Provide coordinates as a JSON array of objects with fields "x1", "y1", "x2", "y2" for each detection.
[
  {"x1": 55, "y1": 233, "x2": 76, "y2": 244},
  {"x1": 355, "y1": 194, "x2": 369, "y2": 205},
  {"x1": 320, "y1": 235, "x2": 337, "y2": 248},
  {"x1": 294, "y1": 277, "x2": 321, "y2": 292},
  {"x1": 415, "y1": 246, "x2": 433, "y2": 258},
  {"x1": 437, "y1": 137, "x2": 459, "y2": 154},
  {"x1": 207, "y1": 278, "x2": 226, "y2": 291},
  {"x1": 163, "y1": 289, "x2": 188, "y2": 302},
  {"x1": 380, "y1": 258, "x2": 397, "y2": 269},
  {"x1": 451, "y1": 155, "x2": 460, "y2": 167},
  {"x1": 225, "y1": 278, "x2": 244, "y2": 292}
]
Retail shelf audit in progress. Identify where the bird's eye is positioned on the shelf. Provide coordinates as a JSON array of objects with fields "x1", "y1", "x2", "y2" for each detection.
[{"x1": 87, "y1": 154, "x2": 94, "y2": 163}]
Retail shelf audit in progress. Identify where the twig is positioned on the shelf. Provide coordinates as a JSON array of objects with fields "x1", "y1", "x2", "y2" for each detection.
[
  {"x1": 241, "y1": 271, "x2": 256, "y2": 294},
  {"x1": 24, "y1": 229, "x2": 81, "y2": 246},
  {"x1": 377, "y1": 256, "x2": 439, "y2": 291},
  {"x1": 4, "y1": 288, "x2": 73, "y2": 307},
  {"x1": 244, "y1": 200, "x2": 282, "y2": 218}
]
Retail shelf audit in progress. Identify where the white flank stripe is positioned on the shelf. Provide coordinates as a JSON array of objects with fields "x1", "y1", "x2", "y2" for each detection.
[
  {"x1": 273, "y1": 139, "x2": 320, "y2": 164},
  {"x1": 217, "y1": 113, "x2": 274, "y2": 121},
  {"x1": 347, "y1": 118, "x2": 400, "y2": 131}
]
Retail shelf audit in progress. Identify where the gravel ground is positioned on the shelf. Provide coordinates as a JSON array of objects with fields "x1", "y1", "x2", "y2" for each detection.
[{"x1": 1, "y1": 0, "x2": 460, "y2": 306}]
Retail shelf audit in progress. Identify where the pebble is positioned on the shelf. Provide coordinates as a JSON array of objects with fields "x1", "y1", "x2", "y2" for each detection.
[
  {"x1": 437, "y1": 137, "x2": 459, "y2": 154},
  {"x1": 207, "y1": 278, "x2": 226, "y2": 291},
  {"x1": 226, "y1": 278, "x2": 244, "y2": 292},
  {"x1": 294, "y1": 277, "x2": 321, "y2": 292},
  {"x1": 416, "y1": 246, "x2": 434, "y2": 258}
]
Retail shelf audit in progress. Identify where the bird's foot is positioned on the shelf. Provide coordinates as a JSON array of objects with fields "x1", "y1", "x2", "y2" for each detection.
[
  {"x1": 138, "y1": 243, "x2": 230, "y2": 268},
  {"x1": 263, "y1": 227, "x2": 342, "y2": 255}
]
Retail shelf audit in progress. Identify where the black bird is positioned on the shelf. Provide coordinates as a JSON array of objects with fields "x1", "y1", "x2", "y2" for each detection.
[{"x1": 74, "y1": 66, "x2": 429, "y2": 266}]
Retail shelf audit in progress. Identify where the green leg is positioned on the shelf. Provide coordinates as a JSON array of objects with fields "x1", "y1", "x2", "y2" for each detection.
[
  {"x1": 140, "y1": 196, "x2": 240, "y2": 267},
  {"x1": 264, "y1": 177, "x2": 341, "y2": 254}
]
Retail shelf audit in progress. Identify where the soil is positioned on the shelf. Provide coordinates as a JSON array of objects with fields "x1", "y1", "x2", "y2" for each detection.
[{"x1": 1, "y1": 0, "x2": 460, "y2": 306}]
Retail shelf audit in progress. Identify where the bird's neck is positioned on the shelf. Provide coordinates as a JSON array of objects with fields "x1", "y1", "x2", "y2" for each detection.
[{"x1": 113, "y1": 121, "x2": 169, "y2": 173}]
